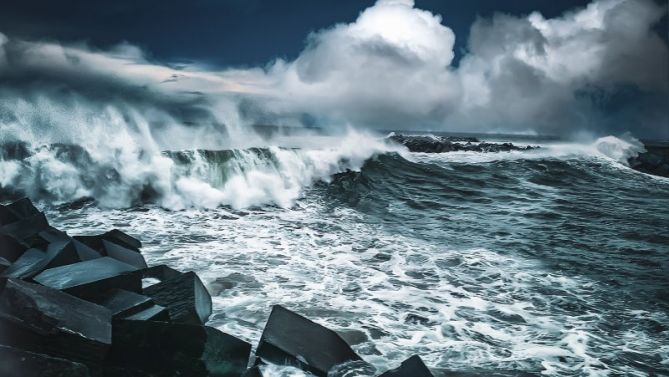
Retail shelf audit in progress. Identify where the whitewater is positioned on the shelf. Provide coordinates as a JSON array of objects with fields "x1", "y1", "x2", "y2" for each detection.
[{"x1": 1, "y1": 128, "x2": 668, "y2": 376}]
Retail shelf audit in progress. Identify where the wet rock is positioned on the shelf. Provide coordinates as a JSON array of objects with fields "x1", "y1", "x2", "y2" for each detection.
[
  {"x1": 38, "y1": 226, "x2": 71, "y2": 244},
  {"x1": 122, "y1": 304, "x2": 170, "y2": 321},
  {"x1": 378, "y1": 355, "x2": 434, "y2": 377},
  {"x1": 0, "y1": 258, "x2": 10, "y2": 275},
  {"x1": 88, "y1": 289, "x2": 154, "y2": 318},
  {"x1": 1, "y1": 248, "x2": 46, "y2": 279},
  {"x1": 33, "y1": 257, "x2": 141, "y2": 299},
  {"x1": 0, "y1": 344, "x2": 91, "y2": 377},
  {"x1": 242, "y1": 366, "x2": 263, "y2": 377},
  {"x1": 103, "y1": 229, "x2": 142, "y2": 250},
  {"x1": 0, "y1": 212, "x2": 49, "y2": 242},
  {"x1": 387, "y1": 134, "x2": 537, "y2": 154},
  {"x1": 143, "y1": 271, "x2": 212, "y2": 325},
  {"x1": 337, "y1": 329, "x2": 369, "y2": 346},
  {"x1": 209, "y1": 272, "x2": 262, "y2": 296},
  {"x1": 4, "y1": 197, "x2": 41, "y2": 220},
  {"x1": 256, "y1": 305, "x2": 364, "y2": 377},
  {"x1": 142, "y1": 264, "x2": 182, "y2": 281},
  {"x1": 0, "y1": 279, "x2": 111, "y2": 362},
  {"x1": 75, "y1": 228, "x2": 142, "y2": 254},
  {"x1": 102, "y1": 240, "x2": 147, "y2": 269},
  {"x1": 0, "y1": 234, "x2": 26, "y2": 263},
  {"x1": 109, "y1": 319, "x2": 251, "y2": 377}
]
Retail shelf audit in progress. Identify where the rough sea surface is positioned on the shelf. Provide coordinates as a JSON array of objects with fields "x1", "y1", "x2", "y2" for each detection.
[{"x1": 2, "y1": 134, "x2": 668, "y2": 376}]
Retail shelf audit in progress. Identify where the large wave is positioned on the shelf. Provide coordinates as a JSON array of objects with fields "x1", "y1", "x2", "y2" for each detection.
[
  {"x1": 0, "y1": 129, "x2": 400, "y2": 209},
  {"x1": 0, "y1": 119, "x2": 652, "y2": 210}
]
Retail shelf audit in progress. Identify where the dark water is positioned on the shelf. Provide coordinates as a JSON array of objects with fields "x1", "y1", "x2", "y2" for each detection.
[{"x1": 2, "y1": 135, "x2": 668, "y2": 376}]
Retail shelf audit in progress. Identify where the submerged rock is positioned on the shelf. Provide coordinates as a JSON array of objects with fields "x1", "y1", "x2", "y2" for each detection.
[
  {"x1": 109, "y1": 319, "x2": 251, "y2": 377},
  {"x1": 0, "y1": 279, "x2": 112, "y2": 362},
  {"x1": 256, "y1": 305, "x2": 365, "y2": 377},
  {"x1": 387, "y1": 134, "x2": 537, "y2": 153}
]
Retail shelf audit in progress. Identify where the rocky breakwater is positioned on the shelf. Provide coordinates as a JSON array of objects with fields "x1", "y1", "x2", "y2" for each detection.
[
  {"x1": 0, "y1": 198, "x2": 435, "y2": 377},
  {"x1": 387, "y1": 134, "x2": 538, "y2": 153}
]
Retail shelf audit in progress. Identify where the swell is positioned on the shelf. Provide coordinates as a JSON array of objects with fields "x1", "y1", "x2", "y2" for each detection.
[{"x1": 0, "y1": 134, "x2": 659, "y2": 210}]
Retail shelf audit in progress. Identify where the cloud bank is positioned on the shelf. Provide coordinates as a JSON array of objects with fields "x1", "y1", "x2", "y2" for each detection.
[{"x1": 1, "y1": 0, "x2": 667, "y2": 142}]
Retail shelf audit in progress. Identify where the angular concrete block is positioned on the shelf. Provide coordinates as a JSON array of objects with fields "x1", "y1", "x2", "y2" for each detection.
[
  {"x1": 1, "y1": 248, "x2": 46, "y2": 279},
  {"x1": 33, "y1": 257, "x2": 141, "y2": 299},
  {"x1": 256, "y1": 305, "x2": 363, "y2": 377},
  {"x1": 378, "y1": 355, "x2": 434, "y2": 377},
  {"x1": 143, "y1": 271, "x2": 212, "y2": 325},
  {"x1": 0, "y1": 344, "x2": 91, "y2": 377},
  {"x1": 88, "y1": 289, "x2": 154, "y2": 318},
  {"x1": 102, "y1": 239, "x2": 147, "y2": 269},
  {"x1": 110, "y1": 320, "x2": 251, "y2": 377},
  {"x1": 0, "y1": 234, "x2": 26, "y2": 262},
  {"x1": 0, "y1": 279, "x2": 111, "y2": 362}
]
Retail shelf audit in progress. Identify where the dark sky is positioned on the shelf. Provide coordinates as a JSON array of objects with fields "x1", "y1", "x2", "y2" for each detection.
[{"x1": 0, "y1": 0, "x2": 616, "y2": 68}]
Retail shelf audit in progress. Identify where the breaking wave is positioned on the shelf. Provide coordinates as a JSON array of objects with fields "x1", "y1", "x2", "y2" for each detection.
[{"x1": 0, "y1": 133, "x2": 655, "y2": 210}]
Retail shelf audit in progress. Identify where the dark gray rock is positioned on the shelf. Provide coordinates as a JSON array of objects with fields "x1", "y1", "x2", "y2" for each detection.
[
  {"x1": 0, "y1": 279, "x2": 112, "y2": 362},
  {"x1": 109, "y1": 319, "x2": 251, "y2": 377},
  {"x1": 143, "y1": 271, "x2": 212, "y2": 325},
  {"x1": 1, "y1": 248, "x2": 46, "y2": 279},
  {"x1": 88, "y1": 289, "x2": 154, "y2": 318},
  {"x1": 123, "y1": 304, "x2": 170, "y2": 321},
  {"x1": 102, "y1": 239, "x2": 147, "y2": 269},
  {"x1": 378, "y1": 355, "x2": 434, "y2": 377},
  {"x1": 3, "y1": 240, "x2": 103, "y2": 280},
  {"x1": 142, "y1": 264, "x2": 182, "y2": 281},
  {"x1": 242, "y1": 366, "x2": 263, "y2": 377},
  {"x1": 256, "y1": 305, "x2": 364, "y2": 377},
  {"x1": 4, "y1": 197, "x2": 41, "y2": 220},
  {"x1": 33, "y1": 257, "x2": 141, "y2": 299},
  {"x1": 0, "y1": 344, "x2": 91, "y2": 377},
  {"x1": 0, "y1": 212, "x2": 49, "y2": 242},
  {"x1": 74, "y1": 229, "x2": 142, "y2": 255},
  {"x1": 0, "y1": 234, "x2": 26, "y2": 262},
  {"x1": 388, "y1": 134, "x2": 537, "y2": 154}
]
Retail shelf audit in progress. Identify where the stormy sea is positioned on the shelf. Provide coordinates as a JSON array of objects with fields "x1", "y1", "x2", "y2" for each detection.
[{"x1": 1, "y1": 131, "x2": 667, "y2": 376}]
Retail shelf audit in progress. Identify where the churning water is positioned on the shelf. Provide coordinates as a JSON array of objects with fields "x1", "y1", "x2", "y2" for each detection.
[{"x1": 1, "y1": 132, "x2": 668, "y2": 376}]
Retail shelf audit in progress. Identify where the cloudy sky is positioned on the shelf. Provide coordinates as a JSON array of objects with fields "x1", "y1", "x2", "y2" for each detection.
[{"x1": 1, "y1": 0, "x2": 668, "y2": 140}]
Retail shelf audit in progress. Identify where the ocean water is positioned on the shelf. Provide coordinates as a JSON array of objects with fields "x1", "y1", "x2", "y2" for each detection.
[{"x1": 1, "y1": 132, "x2": 668, "y2": 376}]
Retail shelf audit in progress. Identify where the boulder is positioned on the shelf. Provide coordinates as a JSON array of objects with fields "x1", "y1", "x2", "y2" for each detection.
[
  {"x1": 122, "y1": 304, "x2": 170, "y2": 321},
  {"x1": 0, "y1": 234, "x2": 26, "y2": 262},
  {"x1": 2, "y1": 239, "x2": 102, "y2": 280},
  {"x1": 75, "y1": 229, "x2": 142, "y2": 253},
  {"x1": 143, "y1": 271, "x2": 212, "y2": 325},
  {"x1": 0, "y1": 279, "x2": 112, "y2": 362},
  {"x1": 4, "y1": 197, "x2": 41, "y2": 219},
  {"x1": 242, "y1": 366, "x2": 263, "y2": 377},
  {"x1": 109, "y1": 319, "x2": 251, "y2": 377},
  {"x1": 378, "y1": 355, "x2": 434, "y2": 377},
  {"x1": 33, "y1": 257, "x2": 141, "y2": 299},
  {"x1": 88, "y1": 289, "x2": 154, "y2": 318},
  {"x1": 102, "y1": 239, "x2": 147, "y2": 269},
  {"x1": 0, "y1": 345, "x2": 91, "y2": 377},
  {"x1": 142, "y1": 264, "x2": 182, "y2": 281},
  {"x1": 1, "y1": 248, "x2": 46, "y2": 279},
  {"x1": 0, "y1": 212, "x2": 49, "y2": 242},
  {"x1": 256, "y1": 305, "x2": 363, "y2": 377}
]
